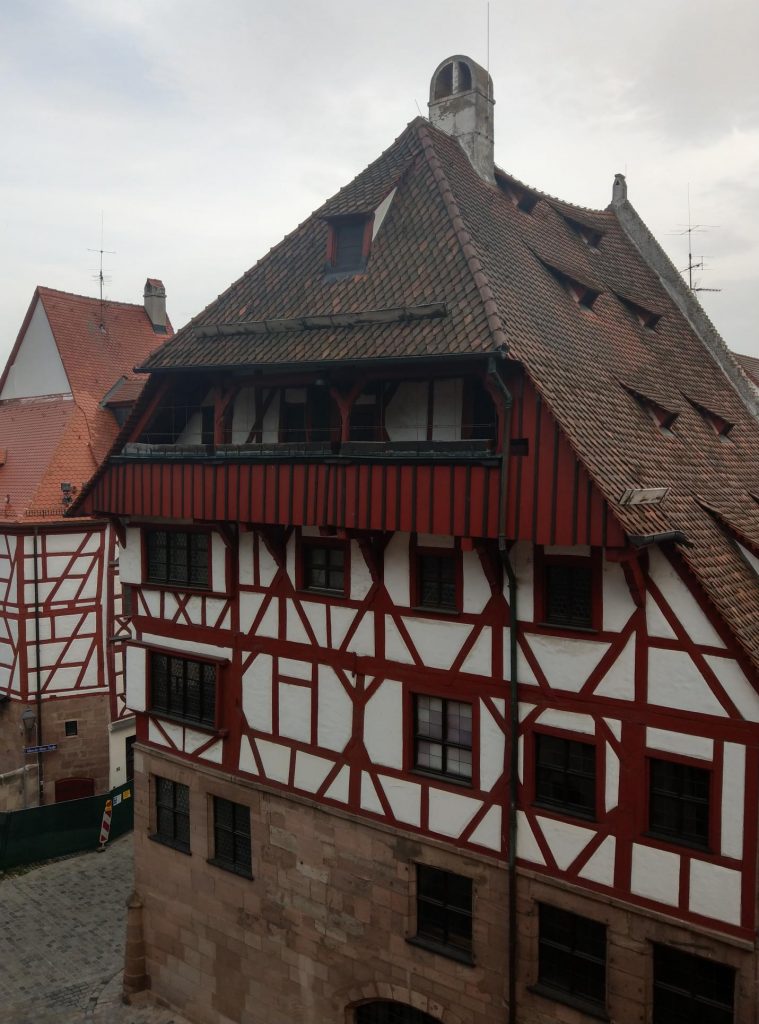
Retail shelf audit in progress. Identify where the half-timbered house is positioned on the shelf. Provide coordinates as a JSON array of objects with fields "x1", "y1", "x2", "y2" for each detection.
[
  {"x1": 75, "y1": 57, "x2": 759, "y2": 1024},
  {"x1": 0, "y1": 281, "x2": 171, "y2": 809}
]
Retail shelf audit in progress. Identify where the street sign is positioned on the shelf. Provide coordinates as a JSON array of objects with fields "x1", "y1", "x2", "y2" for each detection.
[{"x1": 24, "y1": 743, "x2": 58, "y2": 754}]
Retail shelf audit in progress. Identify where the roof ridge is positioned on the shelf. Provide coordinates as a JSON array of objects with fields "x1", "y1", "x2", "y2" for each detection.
[
  {"x1": 416, "y1": 122, "x2": 508, "y2": 351},
  {"x1": 494, "y1": 166, "x2": 610, "y2": 218},
  {"x1": 37, "y1": 286, "x2": 148, "y2": 311}
]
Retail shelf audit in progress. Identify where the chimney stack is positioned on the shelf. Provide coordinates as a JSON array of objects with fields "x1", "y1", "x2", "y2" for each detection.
[
  {"x1": 428, "y1": 55, "x2": 495, "y2": 183},
  {"x1": 143, "y1": 278, "x2": 167, "y2": 333}
]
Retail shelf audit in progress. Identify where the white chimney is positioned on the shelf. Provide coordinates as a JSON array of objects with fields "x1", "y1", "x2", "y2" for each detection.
[
  {"x1": 143, "y1": 278, "x2": 167, "y2": 332},
  {"x1": 428, "y1": 55, "x2": 495, "y2": 183}
]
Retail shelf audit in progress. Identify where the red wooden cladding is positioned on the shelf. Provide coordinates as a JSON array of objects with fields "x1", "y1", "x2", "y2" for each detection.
[
  {"x1": 81, "y1": 450, "x2": 624, "y2": 545},
  {"x1": 79, "y1": 371, "x2": 627, "y2": 546}
]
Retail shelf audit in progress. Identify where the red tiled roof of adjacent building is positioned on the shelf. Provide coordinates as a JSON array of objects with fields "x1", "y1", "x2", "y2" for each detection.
[
  {"x1": 101, "y1": 118, "x2": 759, "y2": 669},
  {"x1": 733, "y1": 351, "x2": 759, "y2": 388},
  {"x1": 0, "y1": 286, "x2": 173, "y2": 521}
]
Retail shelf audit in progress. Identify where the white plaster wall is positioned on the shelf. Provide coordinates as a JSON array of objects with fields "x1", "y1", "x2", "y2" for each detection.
[
  {"x1": 139, "y1": 632, "x2": 232, "y2": 662},
  {"x1": 364, "y1": 679, "x2": 403, "y2": 768},
  {"x1": 648, "y1": 648, "x2": 727, "y2": 716},
  {"x1": 508, "y1": 541, "x2": 534, "y2": 622},
  {"x1": 108, "y1": 719, "x2": 136, "y2": 789},
  {"x1": 125, "y1": 645, "x2": 147, "y2": 711},
  {"x1": 579, "y1": 836, "x2": 616, "y2": 887},
  {"x1": 602, "y1": 559, "x2": 637, "y2": 632},
  {"x1": 537, "y1": 817, "x2": 594, "y2": 871},
  {"x1": 294, "y1": 750, "x2": 334, "y2": 794},
  {"x1": 176, "y1": 410, "x2": 203, "y2": 445},
  {"x1": 372, "y1": 187, "x2": 396, "y2": 240},
  {"x1": 462, "y1": 550, "x2": 490, "y2": 614},
  {"x1": 278, "y1": 682, "x2": 311, "y2": 743},
  {"x1": 648, "y1": 547, "x2": 726, "y2": 647},
  {"x1": 120, "y1": 528, "x2": 142, "y2": 585},
  {"x1": 350, "y1": 541, "x2": 373, "y2": 601},
  {"x1": 689, "y1": 861, "x2": 741, "y2": 925},
  {"x1": 646, "y1": 728, "x2": 713, "y2": 760},
  {"x1": 238, "y1": 532, "x2": 254, "y2": 586},
  {"x1": 317, "y1": 665, "x2": 353, "y2": 752},
  {"x1": 528, "y1": 634, "x2": 609, "y2": 692},
  {"x1": 231, "y1": 387, "x2": 256, "y2": 443},
  {"x1": 400, "y1": 617, "x2": 473, "y2": 671},
  {"x1": 385, "y1": 382, "x2": 427, "y2": 441},
  {"x1": 480, "y1": 699, "x2": 505, "y2": 791},
  {"x1": 704, "y1": 655, "x2": 759, "y2": 722},
  {"x1": 0, "y1": 300, "x2": 70, "y2": 399},
  {"x1": 721, "y1": 742, "x2": 745, "y2": 860},
  {"x1": 630, "y1": 844, "x2": 679, "y2": 905},
  {"x1": 242, "y1": 654, "x2": 273, "y2": 732},
  {"x1": 383, "y1": 533, "x2": 410, "y2": 607},
  {"x1": 256, "y1": 738, "x2": 291, "y2": 784},
  {"x1": 428, "y1": 788, "x2": 480, "y2": 838},
  {"x1": 378, "y1": 775, "x2": 421, "y2": 826},
  {"x1": 432, "y1": 378, "x2": 462, "y2": 440}
]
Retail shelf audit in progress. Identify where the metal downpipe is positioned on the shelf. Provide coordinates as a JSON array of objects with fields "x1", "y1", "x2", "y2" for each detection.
[{"x1": 485, "y1": 357, "x2": 519, "y2": 1024}]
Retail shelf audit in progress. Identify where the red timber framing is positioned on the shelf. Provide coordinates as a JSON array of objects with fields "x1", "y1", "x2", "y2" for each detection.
[
  {"x1": 127, "y1": 516, "x2": 759, "y2": 942},
  {"x1": 77, "y1": 360, "x2": 759, "y2": 943},
  {"x1": 78, "y1": 371, "x2": 625, "y2": 548}
]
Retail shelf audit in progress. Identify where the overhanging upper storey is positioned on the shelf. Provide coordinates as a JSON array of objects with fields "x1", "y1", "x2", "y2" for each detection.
[{"x1": 74, "y1": 355, "x2": 625, "y2": 547}]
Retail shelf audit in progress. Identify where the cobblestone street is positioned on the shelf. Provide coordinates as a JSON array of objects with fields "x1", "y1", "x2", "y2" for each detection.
[{"x1": 0, "y1": 834, "x2": 190, "y2": 1024}]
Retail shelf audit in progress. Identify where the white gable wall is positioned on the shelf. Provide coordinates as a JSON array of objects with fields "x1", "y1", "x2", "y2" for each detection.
[{"x1": 0, "y1": 299, "x2": 70, "y2": 400}]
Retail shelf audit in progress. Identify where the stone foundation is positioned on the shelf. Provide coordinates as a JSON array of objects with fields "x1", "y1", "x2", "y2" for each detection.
[
  {"x1": 0, "y1": 694, "x2": 110, "y2": 807},
  {"x1": 133, "y1": 746, "x2": 756, "y2": 1024}
]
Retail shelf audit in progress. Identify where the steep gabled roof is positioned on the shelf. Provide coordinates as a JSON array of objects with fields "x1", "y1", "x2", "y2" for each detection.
[
  {"x1": 0, "y1": 287, "x2": 173, "y2": 521},
  {"x1": 123, "y1": 119, "x2": 759, "y2": 668}
]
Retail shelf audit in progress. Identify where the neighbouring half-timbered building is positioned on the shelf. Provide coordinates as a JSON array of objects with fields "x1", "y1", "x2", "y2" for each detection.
[
  {"x1": 75, "y1": 56, "x2": 759, "y2": 1024},
  {"x1": 0, "y1": 282, "x2": 171, "y2": 809}
]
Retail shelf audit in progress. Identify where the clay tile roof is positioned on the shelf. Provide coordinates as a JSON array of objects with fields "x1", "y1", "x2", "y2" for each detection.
[
  {"x1": 0, "y1": 287, "x2": 173, "y2": 521},
  {"x1": 733, "y1": 351, "x2": 759, "y2": 388},
  {"x1": 129, "y1": 119, "x2": 759, "y2": 669}
]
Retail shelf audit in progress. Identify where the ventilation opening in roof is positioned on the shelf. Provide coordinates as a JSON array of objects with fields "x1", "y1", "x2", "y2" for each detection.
[
  {"x1": 499, "y1": 179, "x2": 539, "y2": 214},
  {"x1": 689, "y1": 399, "x2": 734, "y2": 442},
  {"x1": 617, "y1": 294, "x2": 661, "y2": 330},
  {"x1": 543, "y1": 262, "x2": 600, "y2": 310},
  {"x1": 564, "y1": 216, "x2": 603, "y2": 249},
  {"x1": 627, "y1": 390, "x2": 678, "y2": 436}
]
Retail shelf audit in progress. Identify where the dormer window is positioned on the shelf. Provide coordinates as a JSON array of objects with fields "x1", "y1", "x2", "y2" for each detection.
[
  {"x1": 326, "y1": 216, "x2": 371, "y2": 274},
  {"x1": 564, "y1": 216, "x2": 603, "y2": 249},
  {"x1": 617, "y1": 294, "x2": 661, "y2": 330},
  {"x1": 689, "y1": 399, "x2": 734, "y2": 441},
  {"x1": 646, "y1": 402, "x2": 677, "y2": 434},
  {"x1": 501, "y1": 180, "x2": 539, "y2": 214},
  {"x1": 543, "y1": 262, "x2": 599, "y2": 310}
]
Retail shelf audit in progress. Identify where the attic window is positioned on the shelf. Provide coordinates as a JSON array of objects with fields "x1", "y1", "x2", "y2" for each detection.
[
  {"x1": 326, "y1": 216, "x2": 371, "y2": 274},
  {"x1": 544, "y1": 263, "x2": 600, "y2": 310},
  {"x1": 502, "y1": 181, "x2": 539, "y2": 214},
  {"x1": 565, "y1": 217, "x2": 603, "y2": 249},
  {"x1": 690, "y1": 400, "x2": 734, "y2": 442},
  {"x1": 632, "y1": 393, "x2": 678, "y2": 435},
  {"x1": 617, "y1": 294, "x2": 661, "y2": 330}
]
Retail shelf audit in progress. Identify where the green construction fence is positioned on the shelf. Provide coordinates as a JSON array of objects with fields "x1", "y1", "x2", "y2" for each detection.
[{"x1": 0, "y1": 779, "x2": 134, "y2": 871}]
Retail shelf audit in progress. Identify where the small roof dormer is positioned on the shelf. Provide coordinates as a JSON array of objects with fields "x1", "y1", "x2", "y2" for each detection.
[{"x1": 428, "y1": 55, "x2": 495, "y2": 183}]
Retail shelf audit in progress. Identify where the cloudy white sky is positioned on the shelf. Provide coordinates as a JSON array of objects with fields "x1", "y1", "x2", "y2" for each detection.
[{"x1": 1, "y1": 0, "x2": 757, "y2": 362}]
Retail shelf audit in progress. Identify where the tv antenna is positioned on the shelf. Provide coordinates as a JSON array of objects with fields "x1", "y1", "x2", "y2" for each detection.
[
  {"x1": 87, "y1": 212, "x2": 115, "y2": 329},
  {"x1": 669, "y1": 186, "x2": 721, "y2": 294}
]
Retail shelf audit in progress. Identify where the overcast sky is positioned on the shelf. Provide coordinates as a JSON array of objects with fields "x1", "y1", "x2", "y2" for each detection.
[{"x1": 1, "y1": 0, "x2": 757, "y2": 363}]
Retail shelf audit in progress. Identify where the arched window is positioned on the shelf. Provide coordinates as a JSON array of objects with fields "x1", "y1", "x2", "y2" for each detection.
[{"x1": 355, "y1": 1002, "x2": 440, "y2": 1024}]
